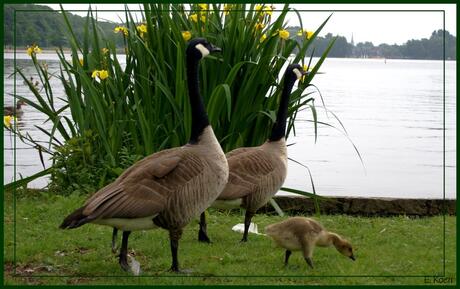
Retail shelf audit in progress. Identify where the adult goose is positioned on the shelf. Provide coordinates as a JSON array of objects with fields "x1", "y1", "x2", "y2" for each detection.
[
  {"x1": 198, "y1": 64, "x2": 306, "y2": 243},
  {"x1": 60, "y1": 38, "x2": 229, "y2": 273}
]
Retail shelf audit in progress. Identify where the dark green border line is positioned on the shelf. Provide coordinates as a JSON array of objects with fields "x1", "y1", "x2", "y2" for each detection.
[{"x1": 9, "y1": 5, "x2": 452, "y2": 282}]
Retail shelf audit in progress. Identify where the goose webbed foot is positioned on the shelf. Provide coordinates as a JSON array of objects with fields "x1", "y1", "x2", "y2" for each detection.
[{"x1": 198, "y1": 229, "x2": 212, "y2": 243}]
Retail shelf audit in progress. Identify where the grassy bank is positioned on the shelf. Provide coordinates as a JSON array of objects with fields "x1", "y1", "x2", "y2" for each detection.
[{"x1": 3, "y1": 191, "x2": 456, "y2": 285}]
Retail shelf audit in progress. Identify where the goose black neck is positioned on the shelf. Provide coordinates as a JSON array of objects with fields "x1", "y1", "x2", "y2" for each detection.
[
  {"x1": 187, "y1": 56, "x2": 209, "y2": 144},
  {"x1": 269, "y1": 76, "x2": 297, "y2": 142}
]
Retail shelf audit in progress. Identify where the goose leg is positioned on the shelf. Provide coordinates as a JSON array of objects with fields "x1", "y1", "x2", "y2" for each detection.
[
  {"x1": 118, "y1": 231, "x2": 131, "y2": 272},
  {"x1": 112, "y1": 228, "x2": 118, "y2": 253},
  {"x1": 169, "y1": 228, "x2": 184, "y2": 273},
  {"x1": 241, "y1": 210, "x2": 254, "y2": 242},
  {"x1": 198, "y1": 212, "x2": 212, "y2": 243},
  {"x1": 284, "y1": 250, "x2": 292, "y2": 266}
]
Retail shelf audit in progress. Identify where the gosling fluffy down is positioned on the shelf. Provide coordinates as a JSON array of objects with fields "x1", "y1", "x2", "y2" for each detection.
[{"x1": 265, "y1": 217, "x2": 355, "y2": 269}]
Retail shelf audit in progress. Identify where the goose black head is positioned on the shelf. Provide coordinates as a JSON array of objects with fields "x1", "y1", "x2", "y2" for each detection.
[
  {"x1": 186, "y1": 38, "x2": 222, "y2": 60},
  {"x1": 286, "y1": 63, "x2": 307, "y2": 81}
]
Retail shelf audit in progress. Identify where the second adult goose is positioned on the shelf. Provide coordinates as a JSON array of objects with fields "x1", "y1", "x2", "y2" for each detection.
[
  {"x1": 198, "y1": 64, "x2": 306, "y2": 243},
  {"x1": 60, "y1": 38, "x2": 228, "y2": 273}
]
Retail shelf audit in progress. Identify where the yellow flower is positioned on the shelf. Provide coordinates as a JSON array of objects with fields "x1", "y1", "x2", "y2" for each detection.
[
  {"x1": 301, "y1": 64, "x2": 313, "y2": 82},
  {"x1": 79, "y1": 58, "x2": 84, "y2": 66},
  {"x1": 190, "y1": 13, "x2": 198, "y2": 23},
  {"x1": 114, "y1": 26, "x2": 128, "y2": 36},
  {"x1": 137, "y1": 24, "x2": 147, "y2": 36},
  {"x1": 98, "y1": 70, "x2": 109, "y2": 80},
  {"x1": 92, "y1": 70, "x2": 109, "y2": 81},
  {"x1": 91, "y1": 70, "x2": 99, "y2": 79},
  {"x1": 4, "y1": 115, "x2": 14, "y2": 128},
  {"x1": 260, "y1": 33, "x2": 267, "y2": 43},
  {"x1": 255, "y1": 4, "x2": 263, "y2": 12},
  {"x1": 278, "y1": 29, "x2": 290, "y2": 40},
  {"x1": 190, "y1": 13, "x2": 206, "y2": 23},
  {"x1": 224, "y1": 4, "x2": 232, "y2": 15},
  {"x1": 26, "y1": 44, "x2": 42, "y2": 56},
  {"x1": 182, "y1": 31, "x2": 192, "y2": 41},
  {"x1": 263, "y1": 6, "x2": 273, "y2": 16},
  {"x1": 254, "y1": 22, "x2": 265, "y2": 30},
  {"x1": 102, "y1": 48, "x2": 109, "y2": 54},
  {"x1": 297, "y1": 29, "x2": 314, "y2": 39},
  {"x1": 34, "y1": 46, "x2": 42, "y2": 54},
  {"x1": 198, "y1": 3, "x2": 208, "y2": 10}
]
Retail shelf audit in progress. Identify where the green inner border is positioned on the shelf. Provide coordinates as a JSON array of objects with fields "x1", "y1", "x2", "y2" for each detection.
[{"x1": 7, "y1": 5, "x2": 451, "y2": 280}]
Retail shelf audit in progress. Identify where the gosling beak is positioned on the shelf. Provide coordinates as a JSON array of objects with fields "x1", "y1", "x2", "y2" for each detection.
[
  {"x1": 210, "y1": 44, "x2": 222, "y2": 53},
  {"x1": 350, "y1": 255, "x2": 356, "y2": 261}
]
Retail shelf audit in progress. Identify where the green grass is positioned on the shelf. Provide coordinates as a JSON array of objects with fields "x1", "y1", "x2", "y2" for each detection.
[{"x1": 3, "y1": 191, "x2": 456, "y2": 285}]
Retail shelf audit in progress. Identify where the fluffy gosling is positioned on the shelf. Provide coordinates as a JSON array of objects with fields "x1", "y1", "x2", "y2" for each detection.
[{"x1": 265, "y1": 217, "x2": 355, "y2": 269}]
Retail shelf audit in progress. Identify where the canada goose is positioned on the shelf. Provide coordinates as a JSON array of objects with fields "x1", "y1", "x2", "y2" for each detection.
[
  {"x1": 4, "y1": 100, "x2": 26, "y2": 116},
  {"x1": 265, "y1": 217, "x2": 355, "y2": 268},
  {"x1": 198, "y1": 64, "x2": 307, "y2": 243},
  {"x1": 60, "y1": 38, "x2": 228, "y2": 273}
]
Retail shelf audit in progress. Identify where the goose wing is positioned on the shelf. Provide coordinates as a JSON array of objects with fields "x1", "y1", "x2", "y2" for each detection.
[
  {"x1": 81, "y1": 147, "x2": 205, "y2": 220},
  {"x1": 218, "y1": 148, "x2": 275, "y2": 200}
]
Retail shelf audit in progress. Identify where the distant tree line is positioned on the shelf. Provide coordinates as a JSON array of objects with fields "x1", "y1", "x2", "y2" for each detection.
[
  {"x1": 4, "y1": 5, "x2": 456, "y2": 60},
  {"x1": 287, "y1": 27, "x2": 456, "y2": 60},
  {"x1": 4, "y1": 4, "x2": 123, "y2": 49}
]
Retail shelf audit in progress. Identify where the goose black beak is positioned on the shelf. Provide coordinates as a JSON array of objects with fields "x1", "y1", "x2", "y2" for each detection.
[
  {"x1": 301, "y1": 70, "x2": 308, "y2": 76},
  {"x1": 350, "y1": 255, "x2": 356, "y2": 261},
  {"x1": 210, "y1": 45, "x2": 222, "y2": 53}
]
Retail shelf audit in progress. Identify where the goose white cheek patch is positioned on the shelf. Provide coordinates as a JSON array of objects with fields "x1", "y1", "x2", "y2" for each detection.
[
  {"x1": 293, "y1": 68, "x2": 303, "y2": 80},
  {"x1": 195, "y1": 43, "x2": 210, "y2": 58}
]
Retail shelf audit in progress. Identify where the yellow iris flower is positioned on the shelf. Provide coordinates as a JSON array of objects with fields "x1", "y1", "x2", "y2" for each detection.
[
  {"x1": 278, "y1": 29, "x2": 290, "y2": 40},
  {"x1": 198, "y1": 3, "x2": 208, "y2": 10},
  {"x1": 182, "y1": 31, "x2": 192, "y2": 41},
  {"x1": 27, "y1": 44, "x2": 42, "y2": 56},
  {"x1": 4, "y1": 115, "x2": 15, "y2": 128},
  {"x1": 92, "y1": 70, "x2": 109, "y2": 81},
  {"x1": 114, "y1": 26, "x2": 129, "y2": 36}
]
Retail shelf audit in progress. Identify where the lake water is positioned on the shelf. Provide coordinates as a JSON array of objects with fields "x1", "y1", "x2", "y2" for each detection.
[{"x1": 3, "y1": 53, "x2": 456, "y2": 199}]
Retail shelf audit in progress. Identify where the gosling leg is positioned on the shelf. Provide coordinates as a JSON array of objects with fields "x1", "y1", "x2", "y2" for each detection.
[
  {"x1": 241, "y1": 210, "x2": 255, "y2": 242},
  {"x1": 118, "y1": 231, "x2": 131, "y2": 272},
  {"x1": 111, "y1": 228, "x2": 118, "y2": 253},
  {"x1": 284, "y1": 250, "x2": 292, "y2": 266},
  {"x1": 198, "y1": 212, "x2": 212, "y2": 243},
  {"x1": 301, "y1": 239, "x2": 314, "y2": 269}
]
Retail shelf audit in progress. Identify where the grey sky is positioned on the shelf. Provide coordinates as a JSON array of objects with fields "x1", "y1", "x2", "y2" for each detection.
[{"x1": 44, "y1": 3, "x2": 456, "y2": 45}]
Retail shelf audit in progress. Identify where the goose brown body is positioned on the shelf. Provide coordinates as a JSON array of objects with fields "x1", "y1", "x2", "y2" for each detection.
[
  {"x1": 66, "y1": 126, "x2": 228, "y2": 231},
  {"x1": 218, "y1": 139, "x2": 287, "y2": 212},
  {"x1": 265, "y1": 217, "x2": 355, "y2": 269}
]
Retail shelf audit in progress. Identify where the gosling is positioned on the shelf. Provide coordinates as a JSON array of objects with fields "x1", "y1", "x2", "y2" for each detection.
[{"x1": 265, "y1": 217, "x2": 355, "y2": 269}]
